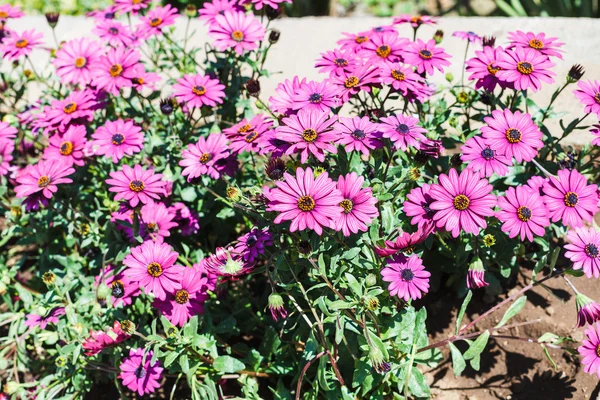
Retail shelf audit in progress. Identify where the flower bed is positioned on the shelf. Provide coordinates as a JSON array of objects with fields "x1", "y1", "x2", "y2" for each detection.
[{"x1": 0, "y1": 1, "x2": 599, "y2": 398}]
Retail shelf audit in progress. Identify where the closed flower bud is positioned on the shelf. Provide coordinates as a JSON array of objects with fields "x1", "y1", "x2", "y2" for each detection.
[
  {"x1": 313, "y1": 166, "x2": 326, "y2": 177},
  {"x1": 266, "y1": 6, "x2": 282, "y2": 20},
  {"x1": 365, "y1": 296, "x2": 380, "y2": 311},
  {"x1": 456, "y1": 91, "x2": 469, "y2": 103},
  {"x1": 45, "y1": 12, "x2": 60, "y2": 29},
  {"x1": 226, "y1": 186, "x2": 242, "y2": 202},
  {"x1": 365, "y1": 273, "x2": 377, "y2": 287},
  {"x1": 268, "y1": 292, "x2": 288, "y2": 321},
  {"x1": 265, "y1": 157, "x2": 286, "y2": 180},
  {"x1": 245, "y1": 79, "x2": 261, "y2": 97},
  {"x1": 408, "y1": 167, "x2": 422, "y2": 181},
  {"x1": 450, "y1": 154, "x2": 463, "y2": 168},
  {"x1": 433, "y1": 29, "x2": 444, "y2": 44},
  {"x1": 466, "y1": 257, "x2": 489, "y2": 289},
  {"x1": 120, "y1": 319, "x2": 135, "y2": 335},
  {"x1": 482, "y1": 36, "x2": 496, "y2": 47},
  {"x1": 23, "y1": 69, "x2": 33, "y2": 78},
  {"x1": 42, "y1": 272, "x2": 56, "y2": 285},
  {"x1": 567, "y1": 64, "x2": 585, "y2": 83},
  {"x1": 297, "y1": 240, "x2": 312, "y2": 255},
  {"x1": 159, "y1": 97, "x2": 177, "y2": 115},
  {"x1": 166, "y1": 326, "x2": 178, "y2": 337},
  {"x1": 369, "y1": 346, "x2": 391, "y2": 374},
  {"x1": 55, "y1": 356, "x2": 67, "y2": 368},
  {"x1": 445, "y1": 72, "x2": 454, "y2": 82},
  {"x1": 558, "y1": 151, "x2": 577, "y2": 171},
  {"x1": 482, "y1": 234, "x2": 496, "y2": 247},
  {"x1": 96, "y1": 283, "x2": 110, "y2": 301},
  {"x1": 3, "y1": 381, "x2": 20, "y2": 395},
  {"x1": 10, "y1": 206, "x2": 21, "y2": 218},
  {"x1": 448, "y1": 116, "x2": 459, "y2": 128},
  {"x1": 185, "y1": 4, "x2": 197, "y2": 18},
  {"x1": 575, "y1": 292, "x2": 600, "y2": 328},
  {"x1": 269, "y1": 29, "x2": 281, "y2": 44}
]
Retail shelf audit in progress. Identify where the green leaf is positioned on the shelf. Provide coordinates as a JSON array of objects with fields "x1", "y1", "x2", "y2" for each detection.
[
  {"x1": 532, "y1": 254, "x2": 547, "y2": 281},
  {"x1": 548, "y1": 246, "x2": 561, "y2": 269},
  {"x1": 180, "y1": 354, "x2": 190, "y2": 373},
  {"x1": 344, "y1": 273, "x2": 362, "y2": 296},
  {"x1": 407, "y1": 368, "x2": 430, "y2": 398},
  {"x1": 495, "y1": 296, "x2": 527, "y2": 328},
  {"x1": 213, "y1": 356, "x2": 245, "y2": 373},
  {"x1": 14, "y1": 283, "x2": 33, "y2": 305},
  {"x1": 328, "y1": 300, "x2": 355, "y2": 310},
  {"x1": 180, "y1": 186, "x2": 197, "y2": 202},
  {"x1": 463, "y1": 330, "x2": 490, "y2": 360},
  {"x1": 448, "y1": 343, "x2": 466, "y2": 376},
  {"x1": 455, "y1": 290, "x2": 472, "y2": 335},
  {"x1": 164, "y1": 349, "x2": 180, "y2": 368},
  {"x1": 541, "y1": 344, "x2": 558, "y2": 370}
]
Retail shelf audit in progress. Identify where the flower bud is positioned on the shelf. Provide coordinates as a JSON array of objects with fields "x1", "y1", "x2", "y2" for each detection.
[
  {"x1": 297, "y1": 240, "x2": 312, "y2": 255},
  {"x1": 268, "y1": 292, "x2": 288, "y2": 321},
  {"x1": 245, "y1": 79, "x2": 261, "y2": 97},
  {"x1": 266, "y1": 157, "x2": 286, "y2": 180},
  {"x1": 226, "y1": 186, "x2": 242, "y2": 202},
  {"x1": 45, "y1": 12, "x2": 60, "y2": 29},
  {"x1": 120, "y1": 319, "x2": 135, "y2": 335},
  {"x1": 185, "y1": 4, "x2": 197, "y2": 18},
  {"x1": 369, "y1": 346, "x2": 391, "y2": 374},
  {"x1": 450, "y1": 154, "x2": 463, "y2": 169},
  {"x1": 567, "y1": 64, "x2": 585, "y2": 83},
  {"x1": 42, "y1": 271, "x2": 56, "y2": 285},
  {"x1": 23, "y1": 69, "x2": 33, "y2": 78},
  {"x1": 313, "y1": 166, "x2": 326, "y2": 177},
  {"x1": 365, "y1": 273, "x2": 377, "y2": 287},
  {"x1": 575, "y1": 292, "x2": 600, "y2": 328},
  {"x1": 97, "y1": 283, "x2": 110, "y2": 301},
  {"x1": 55, "y1": 356, "x2": 67, "y2": 368},
  {"x1": 408, "y1": 167, "x2": 422, "y2": 181},
  {"x1": 365, "y1": 296, "x2": 380, "y2": 311},
  {"x1": 266, "y1": 6, "x2": 282, "y2": 20},
  {"x1": 456, "y1": 91, "x2": 469, "y2": 104},
  {"x1": 433, "y1": 30, "x2": 444, "y2": 44},
  {"x1": 3, "y1": 381, "x2": 19, "y2": 395},
  {"x1": 482, "y1": 36, "x2": 496, "y2": 47},
  {"x1": 269, "y1": 29, "x2": 281, "y2": 44},
  {"x1": 466, "y1": 257, "x2": 488, "y2": 289},
  {"x1": 445, "y1": 72, "x2": 454, "y2": 82},
  {"x1": 482, "y1": 234, "x2": 496, "y2": 247},
  {"x1": 159, "y1": 97, "x2": 177, "y2": 115}
]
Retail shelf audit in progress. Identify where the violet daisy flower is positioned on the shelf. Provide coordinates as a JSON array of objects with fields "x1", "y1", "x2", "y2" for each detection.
[
  {"x1": 203, "y1": 246, "x2": 256, "y2": 279},
  {"x1": 466, "y1": 259, "x2": 489, "y2": 289},
  {"x1": 153, "y1": 268, "x2": 209, "y2": 327},
  {"x1": 93, "y1": 19, "x2": 136, "y2": 47},
  {"x1": 461, "y1": 135, "x2": 511, "y2": 178},
  {"x1": 209, "y1": 11, "x2": 266, "y2": 55},
  {"x1": 199, "y1": 0, "x2": 243, "y2": 26},
  {"x1": 53, "y1": 38, "x2": 102, "y2": 86},
  {"x1": 393, "y1": 14, "x2": 437, "y2": 28},
  {"x1": 592, "y1": 125, "x2": 600, "y2": 146},
  {"x1": 564, "y1": 227, "x2": 600, "y2": 278},
  {"x1": 170, "y1": 202, "x2": 200, "y2": 236},
  {"x1": 381, "y1": 254, "x2": 430, "y2": 301},
  {"x1": 193, "y1": 261, "x2": 219, "y2": 292},
  {"x1": 91, "y1": 47, "x2": 140, "y2": 96},
  {"x1": 123, "y1": 241, "x2": 184, "y2": 300},
  {"x1": 118, "y1": 348, "x2": 163, "y2": 396},
  {"x1": 375, "y1": 223, "x2": 434, "y2": 257},
  {"x1": 360, "y1": 31, "x2": 408, "y2": 65},
  {"x1": 507, "y1": 30, "x2": 564, "y2": 59},
  {"x1": 172, "y1": 74, "x2": 226, "y2": 109},
  {"x1": 542, "y1": 169, "x2": 598, "y2": 228},
  {"x1": 496, "y1": 186, "x2": 550, "y2": 242},
  {"x1": 264, "y1": 167, "x2": 344, "y2": 235},
  {"x1": 401, "y1": 39, "x2": 451, "y2": 76},
  {"x1": 429, "y1": 168, "x2": 496, "y2": 238},
  {"x1": 15, "y1": 160, "x2": 75, "y2": 208},
  {"x1": 0, "y1": 4, "x2": 24, "y2": 21},
  {"x1": 466, "y1": 46, "x2": 511, "y2": 92},
  {"x1": 403, "y1": 184, "x2": 436, "y2": 228},
  {"x1": 337, "y1": 32, "x2": 371, "y2": 54},
  {"x1": 92, "y1": 119, "x2": 144, "y2": 163},
  {"x1": 331, "y1": 64, "x2": 380, "y2": 103},
  {"x1": 292, "y1": 79, "x2": 339, "y2": 112},
  {"x1": 0, "y1": 121, "x2": 17, "y2": 140},
  {"x1": 44, "y1": 125, "x2": 87, "y2": 167},
  {"x1": 35, "y1": 90, "x2": 98, "y2": 134},
  {"x1": 577, "y1": 323, "x2": 600, "y2": 378},
  {"x1": 495, "y1": 47, "x2": 556, "y2": 92},
  {"x1": 275, "y1": 108, "x2": 338, "y2": 163},
  {"x1": 114, "y1": 0, "x2": 151, "y2": 14},
  {"x1": 379, "y1": 61, "x2": 424, "y2": 96},
  {"x1": 130, "y1": 65, "x2": 161, "y2": 91},
  {"x1": 576, "y1": 293, "x2": 600, "y2": 328},
  {"x1": 0, "y1": 29, "x2": 43, "y2": 61},
  {"x1": 106, "y1": 164, "x2": 166, "y2": 207},
  {"x1": 333, "y1": 172, "x2": 379, "y2": 237},
  {"x1": 179, "y1": 133, "x2": 231, "y2": 180},
  {"x1": 136, "y1": 5, "x2": 179, "y2": 39},
  {"x1": 240, "y1": 0, "x2": 292, "y2": 9},
  {"x1": 379, "y1": 114, "x2": 427, "y2": 151},
  {"x1": 453, "y1": 31, "x2": 482, "y2": 43},
  {"x1": 86, "y1": 5, "x2": 117, "y2": 20},
  {"x1": 140, "y1": 201, "x2": 178, "y2": 242},
  {"x1": 269, "y1": 76, "x2": 306, "y2": 115},
  {"x1": 527, "y1": 175, "x2": 547, "y2": 195},
  {"x1": 315, "y1": 49, "x2": 357, "y2": 76},
  {"x1": 232, "y1": 227, "x2": 273, "y2": 262},
  {"x1": 25, "y1": 307, "x2": 65, "y2": 329},
  {"x1": 83, "y1": 321, "x2": 130, "y2": 356},
  {"x1": 95, "y1": 265, "x2": 141, "y2": 307},
  {"x1": 333, "y1": 116, "x2": 382, "y2": 156},
  {"x1": 0, "y1": 139, "x2": 14, "y2": 176},
  {"x1": 224, "y1": 114, "x2": 273, "y2": 154},
  {"x1": 574, "y1": 80, "x2": 600, "y2": 118},
  {"x1": 480, "y1": 108, "x2": 543, "y2": 163}
]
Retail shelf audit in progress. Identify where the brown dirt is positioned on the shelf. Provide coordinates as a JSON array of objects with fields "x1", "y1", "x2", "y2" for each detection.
[{"x1": 421, "y1": 269, "x2": 600, "y2": 400}]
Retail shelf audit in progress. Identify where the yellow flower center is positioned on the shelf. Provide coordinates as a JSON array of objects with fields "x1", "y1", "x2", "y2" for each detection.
[
  {"x1": 237, "y1": 124, "x2": 252, "y2": 133},
  {"x1": 132, "y1": 77, "x2": 144, "y2": 85},
  {"x1": 517, "y1": 61, "x2": 534, "y2": 75},
  {"x1": 63, "y1": 102, "x2": 77, "y2": 114},
  {"x1": 355, "y1": 35, "x2": 368, "y2": 44},
  {"x1": 175, "y1": 289, "x2": 190, "y2": 304},
  {"x1": 37, "y1": 175, "x2": 50, "y2": 188},
  {"x1": 517, "y1": 206, "x2": 532, "y2": 222},
  {"x1": 302, "y1": 128, "x2": 318, "y2": 143},
  {"x1": 15, "y1": 39, "x2": 28, "y2": 48},
  {"x1": 231, "y1": 30, "x2": 244, "y2": 42},
  {"x1": 149, "y1": 17, "x2": 162, "y2": 27},
  {"x1": 339, "y1": 199, "x2": 353, "y2": 214},
  {"x1": 391, "y1": 70, "x2": 405, "y2": 81},
  {"x1": 147, "y1": 262, "x2": 163, "y2": 277},
  {"x1": 199, "y1": 153, "x2": 212, "y2": 163},
  {"x1": 487, "y1": 63, "x2": 500, "y2": 75},
  {"x1": 505, "y1": 128, "x2": 522, "y2": 143},
  {"x1": 59, "y1": 141, "x2": 73, "y2": 156},
  {"x1": 129, "y1": 180, "x2": 145, "y2": 192},
  {"x1": 74, "y1": 57, "x2": 87, "y2": 68},
  {"x1": 453, "y1": 194, "x2": 470, "y2": 211},
  {"x1": 411, "y1": 16, "x2": 423, "y2": 25},
  {"x1": 376, "y1": 45, "x2": 391, "y2": 58},
  {"x1": 0, "y1": 11, "x2": 8, "y2": 18},
  {"x1": 297, "y1": 195, "x2": 316, "y2": 212},
  {"x1": 419, "y1": 49, "x2": 433, "y2": 60},
  {"x1": 528, "y1": 39, "x2": 544, "y2": 50},
  {"x1": 596, "y1": 343, "x2": 600, "y2": 357},
  {"x1": 109, "y1": 64, "x2": 123, "y2": 77},
  {"x1": 344, "y1": 76, "x2": 359, "y2": 88},
  {"x1": 192, "y1": 85, "x2": 206, "y2": 96}
]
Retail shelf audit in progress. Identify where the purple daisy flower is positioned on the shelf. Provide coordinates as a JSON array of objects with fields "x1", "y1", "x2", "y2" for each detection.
[
  {"x1": 140, "y1": 201, "x2": 178, "y2": 243},
  {"x1": 95, "y1": 265, "x2": 141, "y2": 307},
  {"x1": 401, "y1": 39, "x2": 451, "y2": 76},
  {"x1": 360, "y1": 31, "x2": 408, "y2": 65},
  {"x1": 224, "y1": 114, "x2": 273, "y2": 154},
  {"x1": 315, "y1": 49, "x2": 358, "y2": 76},
  {"x1": 44, "y1": 125, "x2": 87, "y2": 167},
  {"x1": 232, "y1": 227, "x2": 273, "y2": 262},
  {"x1": 564, "y1": 227, "x2": 600, "y2": 278},
  {"x1": 209, "y1": 11, "x2": 266, "y2": 55},
  {"x1": 91, "y1": 119, "x2": 144, "y2": 163},
  {"x1": 291, "y1": 79, "x2": 339, "y2": 112},
  {"x1": 118, "y1": 348, "x2": 163, "y2": 396},
  {"x1": 179, "y1": 133, "x2": 231, "y2": 180},
  {"x1": 333, "y1": 172, "x2": 379, "y2": 236},
  {"x1": 375, "y1": 223, "x2": 434, "y2": 257},
  {"x1": 337, "y1": 32, "x2": 372, "y2": 54},
  {"x1": 153, "y1": 268, "x2": 209, "y2": 327},
  {"x1": 93, "y1": 19, "x2": 135, "y2": 47},
  {"x1": 496, "y1": 186, "x2": 550, "y2": 242},
  {"x1": 381, "y1": 254, "x2": 430, "y2": 301},
  {"x1": 403, "y1": 184, "x2": 436, "y2": 228},
  {"x1": 53, "y1": 38, "x2": 102, "y2": 86},
  {"x1": 0, "y1": 29, "x2": 43, "y2": 61},
  {"x1": 91, "y1": 47, "x2": 140, "y2": 96},
  {"x1": 136, "y1": 4, "x2": 179, "y2": 39},
  {"x1": 331, "y1": 64, "x2": 380, "y2": 103},
  {"x1": 379, "y1": 114, "x2": 427, "y2": 151},
  {"x1": 507, "y1": 30, "x2": 564, "y2": 59},
  {"x1": 495, "y1": 47, "x2": 556, "y2": 92},
  {"x1": 269, "y1": 76, "x2": 306, "y2": 115},
  {"x1": 35, "y1": 90, "x2": 98, "y2": 134},
  {"x1": 379, "y1": 61, "x2": 424, "y2": 96},
  {"x1": 199, "y1": 0, "x2": 243, "y2": 26},
  {"x1": 172, "y1": 74, "x2": 226, "y2": 109},
  {"x1": 333, "y1": 116, "x2": 382, "y2": 156},
  {"x1": 542, "y1": 169, "x2": 598, "y2": 228},
  {"x1": 24, "y1": 307, "x2": 65, "y2": 329},
  {"x1": 453, "y1": 31, "x2": 482, "y2": 43},
  {"x1": 202, "y1": 246, "x2": 256, "y2": 279},
  {"x1": 574, "y1": 80, "x2": 600, "y2": 118},
  {"x1": 576, "y1": 293, "x2": 600, "y2": 328},
  {"x1": 461, "y1": 135, "x2": 511, "y2": 178},
  {"x1": 15, "y1": 160, "x2": 75, "y2": 209},
  {"x1": 106, "y1": 165, "x2": 166, "y2": 207},
  {"x1": 466, "y1": 46, "x2": 512, "y2": 92},
  {"x1": 578, "y1": 323, "x2": 600, "y2": 378}
]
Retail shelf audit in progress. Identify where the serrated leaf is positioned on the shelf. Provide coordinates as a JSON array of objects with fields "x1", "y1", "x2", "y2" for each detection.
[
  {"x1": 495, "y1": 296, "x2": 527, "y2": 328},
  {"x1": 213, "y1": 356, "x2": 245, "y2": 373},
  {"x1": 456, "y1": 290, "x2": 472, "y2": 334},
  {"x1": 448, "y1": 343, "x2": 466, "y2": 376}
]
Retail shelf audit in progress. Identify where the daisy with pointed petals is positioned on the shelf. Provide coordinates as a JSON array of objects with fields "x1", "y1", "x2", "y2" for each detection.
[
  {"x1": 461, "y1": 135, "x2": 511, "y2": 178},
  {"x1": 0, "y1": 122, "x2": 17, "y2": 140},
  {"x1": 542, "y1": 169, "x2": 598, "y2": 228},
  {"x1": 480, "y1": 108, "x2": 543, "y2": 163},
  {"x1": 592, "y1": 125, "x2": 600, "y2": 146},
  {"x1": 173, "y1": 74, "x2": 226, "y2": 109},
  {"x1": 0, "y1": 139, "x2": 14, "y2": 176},
  {"x1": 380, "y1": 114, "x2": 427, "y2": 151},
  {"x1": 496, "y1": 186, "x2": 549, "y2": 242},
  {"x1": 333, "y1": 116, "x2": 382, "y2": 156},
  {"x1": 507, "y1": 30, "x2": 564, "y2": 59},
  {"x1": 119, "y1": 349, "x2": 163, "y2": 396},
  {"x1": 360, "y1": 31, "x2": 408, "y2": 65},
  {"x1": 114, "y1": 0, "x2": 151, "y2": 14},
  {"x1": 578, "y1": 323, "x2": 600, "y2": 378},
  {"x1": 123, "y1": 241, "x2": 184, "y2": 300},
  {"x1": 96, "y1": 265, "x2": 141, "y2": 307},
  {"x1": 199, "y1": 0, "x2": 242, "y2": 26},
  {"x1": 453, "y1": 31, "x2": 482, "y2": 43},
  {"x1": 92, "y1": 119, "x2": 144, "y2": 163},
  {"x1": 203, "y1": 246, "x2": 256, "y2": 279},
  {"x1": 130, "y1": 64, "x2": 161, "y2": 91},
  {"x1": 93, "y1": 19, "x2": 135, "y2": 47},
  {"x1": 137, "y1": 5, "x2": 179, "y2": 39},
  {"x1": 153, "y1": 268, "x2": 208, "y2": 327},
  {"x1": 0, "y1": 29, "x2": 43, "y2": 61},
  {"x1": 83, "y1": 321, "x2": 130, "y2": 356},
  {"x1": 315, "y1": 49, "x2": 357, "y2": 76},
  {"x1": 334, "y1": 173, "x2": 379, "y2": 237},
  {"x1": 337, "y1": 32, "x2": 371, "y2": 54},
  {"x1": 24, "y1": 307, "x2": 65, "y2": 330},
  {"x1": 574, "y1": 80, "x2": 600, "y2": 118},
  {"x1": 44, "y1": 125, "x2": 87, "y2": 167},
  {"x1": 180, "y1": 134, "x2": 231, "y2": 180},
  {"x1": 381, "y1": 254, "x2": 430, "y2": 301},
  {"x1": 209, "y1": 11, "x2": 266, "y2": 55},
  {"x1": 92, "y1": 47, "x2": 140, "y2": 96},
  {"x1": 393, "y1": 14, "x2": 437, "y2": 28},
  {"x1": 15, "y1": 160, "x2": 75, "y2": 203},
  {"x1": 53, "y1": 38, "x2": 102, "y2": 86},
  {"x1": 331, "y1": 64, "x2": 380, "y2": 103},
  {"x1": 403, "y1": 184, "x2": 436, "y2": 228},
  {"x1": 466, "y1": 46, "x2": 511, "y2": 92},
  {"x1": 224, "y1": 114, "x2": 273, "y2": 154},
  {"x1": 429, "y1": 168, "x2": 496, "y2": 238},
  {"x1": 375, "y1": 223, "x2": 434, "y2": 257},
  {"x1": 565, "y1": 227, "x2": 600, "y2": 279},
  {"x1": 35, "y1": 90, "x2": 98, "y2": 134},
  {"x1": 379, "y1": 62, "x2": 424, "y2": 95},
  {"x1": 495, "y1": 47, "x2": 555, "y2": 92},
  {"x1": 264, "y1": 167, "x2": 344, "y2": 235},
  {"x1": 240, "y1": 0, "x2": 292, "y2": 9},
  {"x1": 402, "y1": 39, "x2": 451, "y2": 76},
  {"x1": 86, "y1": 5, "x2": 117, "y2": 20},
  {"x1": 140, "y1": 201, "x2": 178, "y2": 242},
  {"x1": 269, "y1": 76, "x2": 306, "y2": 115},
  {"x1": 275, "y1": 109, "x2": 338, "y2": 163},
  {"x1": 232, "y1": 227, "x2": 273, "y2": 262},
  {"x1": 106, "y1": 165, "x2": 166, "y2": 207},
  {"x1": 0, "y1": 4, "x2": 24, "y2": 21},
  {"x1": 292, "y1": 79, "x2": 339, "y2": 112}
]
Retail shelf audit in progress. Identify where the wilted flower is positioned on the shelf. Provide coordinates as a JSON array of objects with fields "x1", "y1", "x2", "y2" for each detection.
[{"x1": 267, "y1": 292, "x2": 287, "y2": 321}]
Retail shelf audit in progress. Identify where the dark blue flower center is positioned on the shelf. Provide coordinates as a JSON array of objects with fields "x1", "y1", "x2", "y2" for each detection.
[
  {"x1": 585, "y1": 243, "x2": 599, "y2": 258},
  {"x1": 246, "y1": 234, "x2": 258, "y2": 247},
  {"x1": 135, "y1": 366, "x2": 146, "y2": 378},
  {"x1": 396, "y1": 123, "x2": 410, "y2": 134},
  {"x1": 400, "y1": 268, "x2": 414, "y2": 282},
  {"x1": 111, "y1": 133, "x2": 125, "y2": 145},
  {"x1": 351, "y1": 129, "x2": 366, "y2": 140},
  {"x1": 481, "y1": 147, "x2": 495, "y2": 160},
  {"x1": 111, "y1": 281, "x2": 125, "y2": 298},
  {"x1": 309, "y1": 93, "x2": 323, "y2": 104}
]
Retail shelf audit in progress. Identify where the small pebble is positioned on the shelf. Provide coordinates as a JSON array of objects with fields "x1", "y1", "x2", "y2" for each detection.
[{"x1": 546, "y1": 306, "x2": 555, "y2": 316}]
